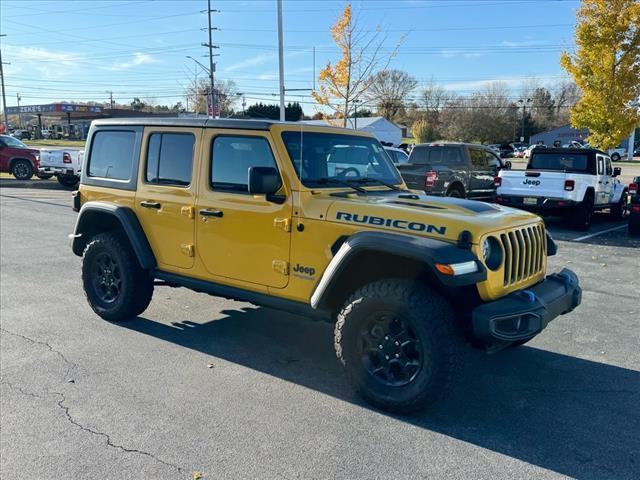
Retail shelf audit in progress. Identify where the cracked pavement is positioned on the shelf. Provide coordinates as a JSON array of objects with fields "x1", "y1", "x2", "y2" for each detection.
[{"x1": 1, "y1": 187, "x2": 639, "y2": 480}]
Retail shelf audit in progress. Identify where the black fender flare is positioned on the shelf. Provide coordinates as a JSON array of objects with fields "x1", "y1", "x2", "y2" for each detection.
[
  {"x1": 71, "y1": 201, "x2": 156, "y2": 270},
  {"x1": 310, "y1": 231, "x2": 486, "y2": 310}
]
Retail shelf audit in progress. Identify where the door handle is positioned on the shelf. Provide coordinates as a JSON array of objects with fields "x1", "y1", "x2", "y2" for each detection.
[
  {"x1": 140, "y1": 200, "x2": 161, "y2": 209},
  {"x1": 199, "y1": 208, "x2": 224, "y2": 218}
]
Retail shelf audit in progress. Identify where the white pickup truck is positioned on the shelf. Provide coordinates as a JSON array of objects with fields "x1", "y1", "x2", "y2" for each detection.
[
  {"x1": 495, "y1": 148, "x2": 627, "y2": 229},
  {"x1": 37, "y1": 149, "x2": 83, "y2": 187}
]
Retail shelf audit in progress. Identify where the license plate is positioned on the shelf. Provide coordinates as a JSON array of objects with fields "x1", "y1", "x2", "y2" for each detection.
[{"x1": 523, "y1": 197, "x2": 538, "y2": 206}]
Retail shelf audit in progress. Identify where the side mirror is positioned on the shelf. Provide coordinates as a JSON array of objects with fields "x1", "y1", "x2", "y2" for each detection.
[
  {"x1": 613, "y1": 167, "x2": 621, "y2": 177},
  {"x1": 248, "y1": 166, "x2": 282, "y2": 195},
  {"x1": 504, "y1": 161, "x2": 512, "y2": 170}
]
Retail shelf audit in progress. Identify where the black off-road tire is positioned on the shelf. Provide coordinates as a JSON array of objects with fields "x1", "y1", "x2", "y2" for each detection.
[
  {"x1": 334, "y1": 279, "x2": 462, "y2": 413},
  {"x1": 629, "y1": 218, "x2": 640, "y2": 236},
  {"x1": 446, "y1": 185, "x2": 464, "y2": 198},
  {"x1": 573, "y1": 192, "x2": 594, "y2": 230},
  {"x1": 82, "y1": 232, "x2": 153, "y2": 322},
  {"x1": 611, "y1": 152, "x2": 621, "y2": 162},
  {"x1": 11, "y1": 159, "x2": 34, "y2": 180},
  {"x1": 610, "y1": 191, "x2": 626, "y2": 221},
  {"x1": 57, "y1": 175, "x2": 79, "y2": 188}
]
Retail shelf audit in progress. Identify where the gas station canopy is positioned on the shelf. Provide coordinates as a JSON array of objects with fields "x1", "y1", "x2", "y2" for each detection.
[{"x1": 6, "y1": 103, "x2": 103, "y2": 116}]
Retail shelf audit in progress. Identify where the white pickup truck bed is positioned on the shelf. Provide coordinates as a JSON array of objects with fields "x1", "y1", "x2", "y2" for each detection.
[
  {"x1": 38, "y1": 148, "x2": 83, "y2": 187},
  {"x1": 495, "y1": 148, "x2": 627, "y2": 228}
]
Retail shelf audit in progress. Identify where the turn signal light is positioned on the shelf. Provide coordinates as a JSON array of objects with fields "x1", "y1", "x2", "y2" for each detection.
[
  {"x1": 493, "y1": 176, "x2": 502, "y2": 187},
  {"x1": 425, "y1": 171, "x2": 438, "y2": 187},
  {"x1": 630, "y1": 183, "x2": 638, "y2": 195},
  {"x1": 564, "y1": 179, "x2": 575, "y2": 191}
]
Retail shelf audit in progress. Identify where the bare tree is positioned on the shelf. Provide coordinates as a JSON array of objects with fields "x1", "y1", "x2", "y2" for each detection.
[
  {"x1": 365, "y1": 69, "x2": 417, "y2": 120},
  {"x1": 312, "y1": 3, "x2": 403, "y2": 126},
  {"x1": 187, "y1": 78, "x2": 238, "y2": 116}
]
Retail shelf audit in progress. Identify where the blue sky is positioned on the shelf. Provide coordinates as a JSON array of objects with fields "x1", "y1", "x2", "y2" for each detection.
[{"x1": 1, "y1": 0, "x2": 580, "y2": 114}]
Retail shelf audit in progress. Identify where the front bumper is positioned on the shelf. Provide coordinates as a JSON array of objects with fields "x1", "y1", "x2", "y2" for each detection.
[
  {"x1": 472, "y1": 268, "x2": 581, "y2": 343},
  {"x1": 495, "y1": 194, "x2": 576, "y2": 211}
]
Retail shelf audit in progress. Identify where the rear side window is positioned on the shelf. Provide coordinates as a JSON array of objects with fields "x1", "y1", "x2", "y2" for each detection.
[
  {"x1": 409, "y1": 146, "x2": 464, "y2": 166},
  {"x1": 88, "y1": 130, "x2": 136, "y2": 180},
  {"x1": 529, "y1": 153, "x2": 589, "y2": 172},
  {"x1": 211, "y1": 136, "x2": 277, "y2": 193},
  {"x1": 145, "y1": 133, "x2": 194, "y2": 186}
]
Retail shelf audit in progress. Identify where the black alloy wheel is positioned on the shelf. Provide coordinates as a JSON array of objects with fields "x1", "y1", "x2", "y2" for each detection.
[{"x1": 359, "y1": 313, "x2": 423, "y2": 387}]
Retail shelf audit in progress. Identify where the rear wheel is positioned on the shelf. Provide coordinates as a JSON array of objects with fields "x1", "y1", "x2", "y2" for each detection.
[
  {"x1": 446, "y1": 186, "x2": 464, "y2": 198},
  {"x1": 573, "y1": 192, "x2": 594, "y2": 230},
  {"x1": 335, "y1": 279, "x2": 462, "y2": 412},
  {"x1": 57, "y1": 175, "x2": 79, "y2": 188},
  {"x1": 11, "y1": 160, "x2": 34, "y2": 180},
  {"x1": 82, "y1": 232, "x2": 154, "y2": 322}
]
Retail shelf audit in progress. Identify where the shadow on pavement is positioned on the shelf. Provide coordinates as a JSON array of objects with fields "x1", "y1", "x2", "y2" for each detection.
[
  {"x1": 122, "y1": 306, "x2": 639, "y2": 479},
  {"x1": 543, "y1": 212, "x2": 639, "y2": 248}
]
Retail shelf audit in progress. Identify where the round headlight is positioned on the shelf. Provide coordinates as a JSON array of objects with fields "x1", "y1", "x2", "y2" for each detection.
[{"x1": 483, "y1": 236, "x2": 503, "y2": 271}]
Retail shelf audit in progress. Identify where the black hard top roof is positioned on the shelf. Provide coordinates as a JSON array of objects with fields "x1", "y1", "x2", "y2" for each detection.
[
  {"x1": 90, "y1": 117, "x2": 355, "y2": 132},
  {"x1": 531, "y1": 147, "x2": 607, "y2": 155}
]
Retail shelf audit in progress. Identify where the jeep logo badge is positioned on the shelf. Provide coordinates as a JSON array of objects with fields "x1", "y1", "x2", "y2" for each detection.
[{"x1": 522, "y1": 179, "x2": 541, "y2": 186}]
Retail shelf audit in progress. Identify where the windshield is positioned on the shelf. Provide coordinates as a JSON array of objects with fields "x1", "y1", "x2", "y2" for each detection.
[
  {"x1": 281, "y1": 131, "x2": 402, "y2": 188},
  {"x1": 1, "y1": 136, "x2": 28, "y2": 149},
  {"x1": 529, "y1": 152, "x2": 589, "y2": 172}
]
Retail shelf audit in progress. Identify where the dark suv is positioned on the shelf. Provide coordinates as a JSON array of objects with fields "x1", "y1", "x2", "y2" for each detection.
[{"x1": 397, "y1": 142, "x2": 510, "y2": 200}]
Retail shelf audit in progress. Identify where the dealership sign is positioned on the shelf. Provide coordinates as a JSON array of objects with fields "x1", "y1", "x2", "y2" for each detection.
[{"x1": 6, "y1": 103, "x2": 103, "y2": 114}]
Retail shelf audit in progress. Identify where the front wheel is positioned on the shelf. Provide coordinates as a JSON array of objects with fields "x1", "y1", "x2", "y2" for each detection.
[
  {"x1": 57, "y1": 175, "x2": 79, "y2": 188},
  {"x1": 11, "y1": 160, "x2": 34, "y2": 180},
  {"x1": 335, "y1": 279, "x2": 462, "y2": 413},
  {"x1": 610, "y1": 192, "x2": 627, "y2": 220},
  {"x1": 611, "y1": 153, "x2": 621, "y2": 162},
  {"x1": 82, "y1": 232, "x2": 154, "y2": 322}
]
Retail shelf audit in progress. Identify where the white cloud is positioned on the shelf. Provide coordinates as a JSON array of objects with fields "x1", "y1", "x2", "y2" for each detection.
[
  {"x1": 440, "y1": 49, "x2": 483, "y2": 59},
  {"x1": 104, "y1": 52, "x2": 156, "y2": 70},
  {"x1": 224, "y1": 53, "x2": 275, "y2": 73},
  {"x1": 3, "y1": 45, "x2": 84, "y2": 79},
  {"x1": 501, "y1": 40, "x2": 547, "y2": 48}
]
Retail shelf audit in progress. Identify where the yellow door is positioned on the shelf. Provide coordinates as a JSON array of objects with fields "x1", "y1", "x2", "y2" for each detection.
[
  {"x1": 135, "y1": 127, "x2": 200, "y2": 271},
  {"x1": 196, "y1": 130, "x2": 292, "y2": 288}
]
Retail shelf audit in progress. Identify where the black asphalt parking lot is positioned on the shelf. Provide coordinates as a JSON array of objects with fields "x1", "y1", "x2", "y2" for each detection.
[{"x1": 1, "y1": 186, "x2": 638, "y2": 480}]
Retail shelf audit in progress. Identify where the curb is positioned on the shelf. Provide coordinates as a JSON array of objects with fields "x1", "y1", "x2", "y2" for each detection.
[{"x1": 0, "y1": 179, "x2": 71, "y2": 190}]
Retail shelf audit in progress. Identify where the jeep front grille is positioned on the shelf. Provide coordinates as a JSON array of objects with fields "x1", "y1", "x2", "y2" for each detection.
[{"x1": 499, "y1": 224, "x2": 546, "y2": 286}]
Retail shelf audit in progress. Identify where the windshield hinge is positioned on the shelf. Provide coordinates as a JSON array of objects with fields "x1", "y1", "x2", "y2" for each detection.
[
  {"x1": 180, "y1": 243, "x2": 195, "y2": 257},
  {"x1": 181, "y1": 205, "x2": 195, "y2": 219},
  {"x1": 273, "y1": 217, "x2": 291, "y2": 232}
]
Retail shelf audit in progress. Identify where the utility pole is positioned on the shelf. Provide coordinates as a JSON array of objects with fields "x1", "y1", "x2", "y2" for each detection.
[
  {"x1": 518, "y1": 98, "x2": 531, "y2": 142},
  {"x1": 277, "y1": 0, "x2": 285, "y2": 121},
  {"x1": 16, "y1": 93, "x2": 21, "y2": 128},
  {"x1": 0, "y1": 34, "x2": 9, "y2": 132},
  {"x1": 202, "y1": 0, "x2": 219, "y2": 118},
  {"x1": 109, "y1": 91, "x2": 114, "y2": 109},
  {"x1": 353, "y1": 99, "x2": 360, "y2": 130}
]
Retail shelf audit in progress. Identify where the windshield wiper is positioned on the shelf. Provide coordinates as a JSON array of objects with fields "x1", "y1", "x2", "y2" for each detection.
[
  {"x1": 351, "y1": 177, "x2": 403, "y2": 191},
  {"x1": 314, "y1": 177, "x2": 367, "y2": 193}
]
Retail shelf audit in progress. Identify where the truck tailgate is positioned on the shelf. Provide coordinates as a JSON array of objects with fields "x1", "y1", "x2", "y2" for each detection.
[
  {"x1": 396, "y1": 163, "x2": 429, "y2": 190},
  {"x1": 39, "y1": 149, "x2": 66, "y2": 168},
  {"x1": 498, "y1": 170, "x2": 568, "y2": 198}
]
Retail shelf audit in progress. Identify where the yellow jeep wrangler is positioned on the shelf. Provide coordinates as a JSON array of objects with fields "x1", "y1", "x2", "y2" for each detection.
[{"x1": 70, "y1": 118, "x2": 581, "y2": 412}]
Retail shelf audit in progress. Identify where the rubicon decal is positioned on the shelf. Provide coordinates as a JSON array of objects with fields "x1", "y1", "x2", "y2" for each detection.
[{"x1": 336, "y1": 211, "x2": 447, "y2": 235}]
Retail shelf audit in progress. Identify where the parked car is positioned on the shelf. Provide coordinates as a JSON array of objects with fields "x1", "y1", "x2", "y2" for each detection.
[
  {"x1": 38, "y1": 148, "x2": 83, "y2": 187},
  {"x1": 628, "y1": 176, "x2": 640, "y2": 236},
  {"x1": 581, "y1": 143, "x2": 628, "y2": 161},
  {"x1": 11, "y1": 129, "x2": 32, "y2": 140},
  {"x1": 498, "y1": 143, "x2": 514, "y2": 158},
  {"x1": 41, "y1": 129, "x2": 53, "y2": 139},
  {"x1": 523, "y1": 144, "x2": 547, "y2": 159},
  {"x1": 69, "y1": 117, "x2": 581, "y2": 412},
  {"x1": 0, "y1": 134, "x2": 40, "y2": 180},
  {"x1": 384, "y1": 146, "x2": 409, "y2": 165},
  {"x1": 496, "y1": 148, "x2": 627, "y2": 229},
  {"x1": 397, "y1": 142, "x2": 510, "y2": 200},
  {"x1": 513, "y1": 146, "x2": 527, "y2": 158}
]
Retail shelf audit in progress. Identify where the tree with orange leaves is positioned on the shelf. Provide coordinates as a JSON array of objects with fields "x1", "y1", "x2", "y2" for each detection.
[{"x1": 312, "y1": 3, "x2": 402, "y2": 127}]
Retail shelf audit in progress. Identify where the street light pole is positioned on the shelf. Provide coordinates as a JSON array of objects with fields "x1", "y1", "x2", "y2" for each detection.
[
  {"x1": 16, "y1": 93, "x2": 21, "y2": 128},
  {"x1": 277, "y1": 0, "x2": 285, "y2": 121},
  {"x1": 0, "y1": 35, "x2": 9, "y2": 132},
  {"x1": 518, "y1": 98, "x2": 531, "y2": 142}
]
